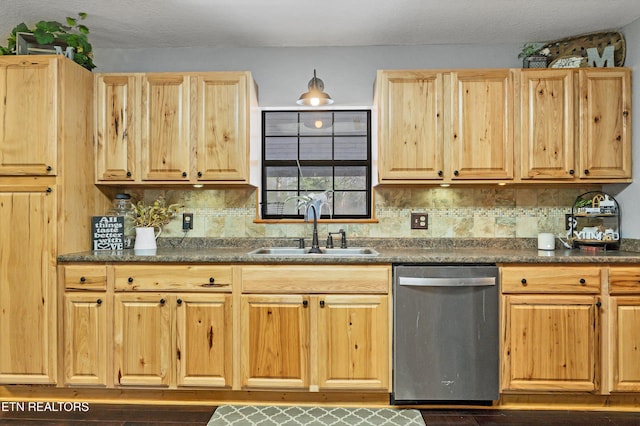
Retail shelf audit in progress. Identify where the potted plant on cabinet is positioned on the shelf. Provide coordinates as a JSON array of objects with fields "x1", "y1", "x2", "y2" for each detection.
[
  {"x1": 130, "y1": 197, "x2": 181, "y2": 253},
  {"x1": 0, "y1": 12, "x2": 96, "y2": 70}
]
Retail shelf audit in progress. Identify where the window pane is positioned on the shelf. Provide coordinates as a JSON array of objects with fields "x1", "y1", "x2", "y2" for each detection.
[
  {"x1": 334, "y1": 136, "x2": 367, "y2": 160},
  {"x1": 264, "y1": 112, "x2": 298, "y2": 136},
  {"x1": 265, "y1": 166, "x2": 298, "y2": 190},
  {"x1": 263, "y1": 191, "x2": 299, "y2": 215},
  {"x1": 300, "y1": 136, "x2": 332, "y2": 160},
  {"x1": 335, "y1": 166, "x2": 367, "y2": 190},
  {"x1": 299, "y1": 112, "x2": 333, "y2": 135},
  {"x1": 334, "y1": 111, "x2": 368, "y2": 135},
  {"x1": 334, "y1": 191, "x2": 367, "y2": 215},
  {"x1": 265, "y1": 137, "x2": 297, "y2": 160},
  {"x1": 300, "y1": 166, "x2": 333, "y2": 191}
]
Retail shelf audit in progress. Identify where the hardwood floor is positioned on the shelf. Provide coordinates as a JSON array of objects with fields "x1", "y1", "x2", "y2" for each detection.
[{"x1": 0, "y1": 405, "x2": 639, "y2": 425}]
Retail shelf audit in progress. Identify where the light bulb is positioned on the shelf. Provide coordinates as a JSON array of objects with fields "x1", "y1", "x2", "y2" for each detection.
[
  {"x1": 310, "y1": 98, "x2": 320, "y2": 107},
  {"x1": 314, "y1": 120, "x2": 323, "y2": 128}
]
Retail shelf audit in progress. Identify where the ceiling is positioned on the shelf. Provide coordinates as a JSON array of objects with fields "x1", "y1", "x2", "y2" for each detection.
[{"x1": 2, "y1": 0, "x2": 640, "y2": 50}]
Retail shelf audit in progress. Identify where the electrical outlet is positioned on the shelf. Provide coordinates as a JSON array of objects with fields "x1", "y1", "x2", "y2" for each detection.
[
  {"x1": 411, "y1": 212, "x2": 428, "y2": 230},
  {"x1": 182, "y1": 213, "x2": 193, "y2": 230}
]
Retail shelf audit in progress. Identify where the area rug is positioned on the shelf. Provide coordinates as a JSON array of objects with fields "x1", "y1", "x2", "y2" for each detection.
[{"x1": 207, "y1": 405, "x2": 425, "y2": 426}]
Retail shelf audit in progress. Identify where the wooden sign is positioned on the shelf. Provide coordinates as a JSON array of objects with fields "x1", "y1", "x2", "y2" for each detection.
[{"x1": 92, "y1": 216, "x2": 125, "y2": 250}]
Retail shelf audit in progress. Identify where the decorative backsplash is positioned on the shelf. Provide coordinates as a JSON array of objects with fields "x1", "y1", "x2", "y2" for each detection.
[{"x1": 129, "y1": 185, "x2": 603, "y2": 240}]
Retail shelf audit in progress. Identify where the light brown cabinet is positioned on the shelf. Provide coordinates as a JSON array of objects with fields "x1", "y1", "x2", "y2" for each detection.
[
  {"x1": 0, "y1": 56, "x2": 107, "y2": 385},
  {"x1": 95, "y1": 71, "x2": 256, "y2": 185},
  {"x1": 608, "y1": 267, "x2": 640, "y2": 392},
  {"x1": 113, "y1": 265, "x2": 233, "y2": 388},
  {"x1": 517, "y1": 68, "x2": 631, "y2": 181},
  {"x1": 501, "y1": 266, "x2": 601, "y2": 392},
  {"x1": 240, "y1": 265, "x2": 391, "y2": 392}
]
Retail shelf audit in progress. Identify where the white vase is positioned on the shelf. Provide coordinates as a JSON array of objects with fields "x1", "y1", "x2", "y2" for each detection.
[{"x1": 133, "y1": 227, "x2": 161, "y2": 254}]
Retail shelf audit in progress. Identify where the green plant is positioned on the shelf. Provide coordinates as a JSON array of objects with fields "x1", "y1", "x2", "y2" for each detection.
[
  {"x1": 0, "y1": 12, "x2": 95, "y2": 70},
  {"x1": 131, "y1": 197, "x2": 181, "y2": 229},
  {"x1": 518, "y1": 42, "x2": 547, "y2": 59}
]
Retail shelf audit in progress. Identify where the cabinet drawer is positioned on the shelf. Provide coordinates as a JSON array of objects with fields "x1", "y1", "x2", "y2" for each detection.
[
  {"x1": 241, "y1": 265, "x2": 391, "y2": 293},
  {"x1": 609, "y1": 266, "x2": 640, "y2": 294},
  {"x1": 502, "y1": 266, "x2": 601, "y2": 293},
  {"x1": 63, "y1": 265, "x2": 107, "y2": 290},
  {"x1": 114, "y1": 264, "x2": 232, "y2": 291}
]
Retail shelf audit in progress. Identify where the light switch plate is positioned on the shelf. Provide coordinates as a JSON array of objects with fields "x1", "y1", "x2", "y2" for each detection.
[{"x1": 411, "y1": 212, "x2": 428, "y2": 230}]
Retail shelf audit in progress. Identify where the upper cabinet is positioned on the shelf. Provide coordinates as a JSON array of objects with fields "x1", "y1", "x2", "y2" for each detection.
[
  {"x1": 377, "y1": 67, "x2": 631, "y2": 185},
  {"x1": 0, "y1": 57, "x2": 57, "y2": 176},
  {"x1": 517, "y1": 68, "x2": 631, "y2": 181},
  {"x1": 95, "y1": 71, "x2": 257, "y2": 185}
]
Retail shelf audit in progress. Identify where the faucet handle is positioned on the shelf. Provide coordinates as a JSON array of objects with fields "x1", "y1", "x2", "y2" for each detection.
[
  {"x1": 296, "y1": 238, "x2": 305, "y2": 249},
  {"x1": 326, "y1": 234, "x2": 334, "y2": 248},
  {"x1": 338, "y1": 229, "x2": 347, "y2": 248}
]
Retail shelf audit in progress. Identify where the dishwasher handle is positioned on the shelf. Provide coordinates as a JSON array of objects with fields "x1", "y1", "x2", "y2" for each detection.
[{"x1": 398, "y1": 276, "x2": 496, "y2": 287}]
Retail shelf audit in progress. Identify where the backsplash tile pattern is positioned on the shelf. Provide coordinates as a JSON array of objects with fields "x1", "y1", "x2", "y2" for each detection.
[{"x1": 131, "y1": 185, "x2": 602, "y2": 240}]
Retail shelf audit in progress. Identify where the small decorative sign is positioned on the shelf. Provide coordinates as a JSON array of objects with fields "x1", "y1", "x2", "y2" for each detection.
[{"x1": 92, "y1": 216, "x2": 125, "y2": 250}]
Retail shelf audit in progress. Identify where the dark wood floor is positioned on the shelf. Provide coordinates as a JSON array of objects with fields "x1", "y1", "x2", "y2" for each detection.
[{"x1": 0, "y1": 404, "x2": 639, "y2": 425}]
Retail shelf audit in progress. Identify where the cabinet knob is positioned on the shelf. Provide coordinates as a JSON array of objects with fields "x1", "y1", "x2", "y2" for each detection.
[
  {"x1": 453, "y1": 170, "x2": 459, "y2": 176},
  {"x1": 177, "y1": 298, "x2": 183, "y2": 305},
  {"x1": 319, "y1": 300, "x2": 325, "y2": 308},
  {"x1": 197, "y1": 171, "x2": 203, "y2": 178},
  {"x1": 160, "y1": 298, "x2": 166, "y2": 305},
  {"x1": 596, "y1": 300, "x2": 602, "y2": 308},
  {"x1": 182, "y1": 172, "x2": 187, "y2": 178},
  {"x1": 520, "y1": 278, "x2": 527, "y2": 285},
  {"x1": 302, "y1": 300, "x2": 308, "y2": 307},
  {"x1": 569, "y1": 169, "x2": 575, "y2": 175},
  {"x1": 80, "y1": 276, "x2": 86, "y2": 283},
  {"x1": 96, "y1": 299, "x2": 103, "y2": 305},
  {"x1": 127, "y1": 277, "x2": 134, "y2": 283},
  {"x1": 46, "y1": 187, "x2": 53, "y2": 193},
  {"x1": 209, "y1": 277, "x2": 215, "y2": 284},
  {"x1": 46, "y1": 165, "x2": 52, "y2": 172},
  {"x1": 584, "y1": 169, "x2": 590, "y2": 175},
  {"x1": 126, "y1": 171, "x2": 132, "y2": 177},
  {"x1": 438, "y1": 170, "x2": 443, "y2": 177},
  {"x1": 579, "y1": 278, "x2": 586, "y2": 285},
  {"x1": 623, "y1": 111, "x2": 629, "y2": 117}
]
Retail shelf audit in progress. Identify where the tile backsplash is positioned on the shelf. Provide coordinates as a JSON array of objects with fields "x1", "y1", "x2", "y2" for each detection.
[{"x1": 129, "y1": 185, "x2": 602, "y2": 240}]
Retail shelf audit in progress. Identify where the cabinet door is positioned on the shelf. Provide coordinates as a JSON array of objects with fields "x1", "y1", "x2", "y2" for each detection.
[
  {"x1": 377, "y1": 70, "x2": 444, "y2": 181},
  {"x1": 317, "y1": 295, "x2": 389, "y2": 390},
  {"x1": 610, "y1": 296, "x2": 640, "y2": 392},
  {"x1": 95, "y1": 74, "x2": 139, "y2": 181},
  {"x1": 195, "y1": 73, "x2": 249, "y2": 182},
  {"x1": 0, "y1": 57, "x2": 56, "y2": 175},
  {"x1": 502, "y1": 295, "x2": 598, "y2": 392},
  {"x1": 114, "y1": 293, "x2": 172, "y2": 387},
  {"x1": 519, "y1": 70, "x2": 576, "y2": 179},
  {"x1": 140, "y1": 74, "x2": 191, "y2": 181},
  {"x1": 63, "y1": 293, "x2": 108, "y2": 386},
  {"x1": 0, "y1": 189, "x2": 56, "y2": 383},
  {"x1": 241, "y1": 294, "x2": 310, "y2": 389},
  {"x1": 450, "y1": 70, "x2": 514, "y2": 180},
  {"x1": 579, "y1": 69, "x2": 631, "y2": 179},
  {"x1": 176, "y1": 294, "x2": 232, "y2": 387}
]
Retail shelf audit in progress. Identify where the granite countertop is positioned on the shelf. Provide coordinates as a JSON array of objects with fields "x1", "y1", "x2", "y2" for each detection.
[{"x1": 58, "y1": 238, "x2": 640, "y2": 264}]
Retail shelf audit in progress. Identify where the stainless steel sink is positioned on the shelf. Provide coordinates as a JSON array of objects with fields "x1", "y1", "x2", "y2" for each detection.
[{"x1": 247, "y1": 247, "x2": 379, "y2": 256}]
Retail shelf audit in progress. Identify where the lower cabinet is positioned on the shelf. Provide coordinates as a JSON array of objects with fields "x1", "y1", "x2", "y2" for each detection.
[
  {"x1": 240, "y1": 265, "x2": 391, "y2": 392},
  {"x1": 608, "y1": 266, "x2": 640, "y2": 392},
  {"x1": 501, "y1": 266, "x2": 601, "y2": 392}
]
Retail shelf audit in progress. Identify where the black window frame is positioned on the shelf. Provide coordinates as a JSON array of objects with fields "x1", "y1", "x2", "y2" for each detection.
[{"x1": 261, "y1": 109, "x2": 372, "y2": 220}]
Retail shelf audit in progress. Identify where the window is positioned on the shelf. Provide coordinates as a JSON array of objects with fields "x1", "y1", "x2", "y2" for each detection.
[{"x1": 261, "y1": 110, "x2": 371, "y2": 219}]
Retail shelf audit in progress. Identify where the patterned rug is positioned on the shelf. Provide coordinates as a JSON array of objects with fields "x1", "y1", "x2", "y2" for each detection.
[{"x1": 207, "y1": 405, "x2": 425, "y2": 426}]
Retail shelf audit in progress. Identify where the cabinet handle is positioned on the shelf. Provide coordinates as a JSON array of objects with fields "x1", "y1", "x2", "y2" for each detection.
[
  {"x1": 182, "y1": 171, "x2": 187, "y2": 178},
  {"x1": 569, "y1": 169, "x2": 575, "y2": 175},
  {"x1": 46, "y1": 165, "x2": 52, "y2": 172},
  {"x1": 46, "y1": 187, "x2": 53, "y2": 193},
  {"x1": 596, "y1": 300, "x2": 602, "y2": 308},
  {"x1": 623, "y1": 111, "x2": 629, "y2": 117},
  {"x1": 302, "y1": 300, "x2": 308, "y2": 307},
  {"x1": 453, "y1": 170, "x2": 459, "y2": 176},
  {"x1": 177, "y1": 298, "x2": 183, "y2": 305},
  {"x1": 160, "y1": 298, "x2": 166, "y2": 305},
  {"x1": 197, "y1": 171, "x2": 203, "y2": 178},
  {"x1": 126, "y1": 171, "x2": 132, "y2": 177},
  {"x1": 520, "y1": 278, "x2": 527, "y2": 285},
  {"x1": 579, "y1": 278, "x2": 586, "y2": 285},
  {"x1": 127, "y1": 277, "x2": 134, "y2": 283},
  {"x1": 80, "y1": 276, "x2": 86, "y2": 283},
  {"x1": 319, "y1": 300, "x2": 325, "y2": 308},
  {"x1": 96, "y1": 299, "x2": 103, "y2": 305},
  {"x1": 209, "y1": 277, "x2": 215, "y2": 284},
  {"x1": 437, "y1": 170, "x2": 443, "y2": 177},
  {"x1": 584, "y1": 169, "x2": 590, "y2": 175}
]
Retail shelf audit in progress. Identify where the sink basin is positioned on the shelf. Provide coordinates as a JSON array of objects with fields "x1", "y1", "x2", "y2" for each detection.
[{"x1": 247, "y1": 247, "x2": 379, "y2": 256}]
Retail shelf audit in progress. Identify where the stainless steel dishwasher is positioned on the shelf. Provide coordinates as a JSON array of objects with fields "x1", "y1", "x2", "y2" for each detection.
[{"x1": 392, "y1": 264, "x2": 499, "y2": 404}]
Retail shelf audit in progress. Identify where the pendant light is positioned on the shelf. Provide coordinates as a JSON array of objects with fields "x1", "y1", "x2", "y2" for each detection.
[{"x1": 296, "y1": 69, "x2": 334, "y2": 106}]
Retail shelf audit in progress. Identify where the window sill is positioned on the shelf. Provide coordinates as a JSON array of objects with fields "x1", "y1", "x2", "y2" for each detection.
[{"x1": 253, "y1": 218, "x2": 379, "y2": 224}]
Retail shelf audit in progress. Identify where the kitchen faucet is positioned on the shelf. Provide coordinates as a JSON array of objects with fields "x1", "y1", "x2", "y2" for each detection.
[
  {"x1": 326, "y1": 229, "x2": 347, "y2": 249},
  {"x1": 306, "y1": 204, "x2": 322, "y2": 253}
]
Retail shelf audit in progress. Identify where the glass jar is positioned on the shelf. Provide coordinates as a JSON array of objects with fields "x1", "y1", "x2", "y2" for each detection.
[{"x1": 107, "y1": 193, "x2": 135, "y2": 249}]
